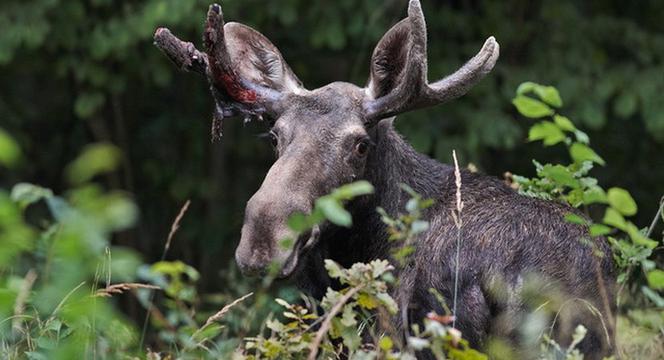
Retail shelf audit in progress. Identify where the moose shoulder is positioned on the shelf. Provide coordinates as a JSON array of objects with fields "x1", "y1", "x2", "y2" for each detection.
[{"x1": 155, "y1": 0, "x2": 616, "y2": 358}]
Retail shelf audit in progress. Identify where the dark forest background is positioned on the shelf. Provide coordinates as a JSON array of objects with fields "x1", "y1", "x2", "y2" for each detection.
[{"x1": 1, "y1": 0, "x2": 663, "y2": 296}]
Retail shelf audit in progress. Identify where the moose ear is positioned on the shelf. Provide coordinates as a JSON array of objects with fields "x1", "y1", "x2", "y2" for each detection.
[
  {"x1": 366, "y1": 19, "x2": 412, "y2": 99},
  {"x1": 223, "y1": 22, "x2": 305, "y2": 94}
]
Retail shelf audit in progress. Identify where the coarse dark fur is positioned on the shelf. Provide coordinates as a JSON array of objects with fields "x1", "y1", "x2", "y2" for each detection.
[{"x1": 294, "y1": 119, "x2": 616, "y2": 358}]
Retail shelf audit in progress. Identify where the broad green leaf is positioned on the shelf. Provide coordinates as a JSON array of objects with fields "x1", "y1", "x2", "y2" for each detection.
[
  {"x1": 536, "y1": 86, "x2": 563, "y2": 108},
  {"x1": 625, "y1": 223, "x2": 657, "y2": 248},
  {"x1": 332, "y1": 181, "x2": 374, "y2": 200},
  {"x1": 589, "y1": 224, "x2": 612, "y2": 236},
  {"x1": 287, "y1": 212, "x2": 309, "y2": 232},
  {"x1": 607, "y1": 187, "x2": 637, "y2": 216},
  {"x1": 528, "y1": 122, "x2": 566, "y2": 146},
  {"x1": 540, "y1": 164, "x2": 579, "y2": 188},
  {"x1": 564, "y1": 213, "x2": 587, "y2": 225},
  {"x1": 553, "y1": 115, "x2": 576, "y2": 132},
  {"x1": 516, "y1": 82, "x2": 563, "y2": 107},
  {"x1": 647, "y1": 270, "x2": 664, "y2": 290},
  {"x1": 603, "y1": 208, "x2": 626, "y2": 231},
  {"x1": 0, "y1": 128, "x2": 21, "y2": 168},
  {"x1": 582, "y1": 186, "x2": 608, "y2": 205},
  {"x1": 570, "y1": 143, "x2": 606, "y2": 165},
  {"x1": 316, "y1": 197, "x2": 352, "y2": 227},
  {"x1": 66, "y1": 143, "x2": 122, "y2": 184},
  {"x1": 513, "y1": 95, "x2": 554, "y2": 118}
]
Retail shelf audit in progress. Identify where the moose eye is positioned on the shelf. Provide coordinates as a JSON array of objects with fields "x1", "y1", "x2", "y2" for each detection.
[
  {"x1": 354, "y1": 139, "x2": 371, "y2": 157},
  {"x1": 268, "y1": 131, "x2": 279, "y2": 148}
]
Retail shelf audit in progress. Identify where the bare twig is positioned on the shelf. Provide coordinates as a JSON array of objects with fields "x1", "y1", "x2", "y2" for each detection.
[
  {"x1": 307, "y1": 286, "x2": 363, "y2": 360},
  {"x1": 95, "y1": 283, "x2": 161, "y2": 297},
  {"x1": 190, "y1": 292, "x2": 254, "y2": 345},
  {"x1": 646, "y1": 195, "x2": 664, "y2": 239},
  {"x1": 451, "y1": 150, "x2": 464, "y2": 329},
  {"x1": 139, "y1": 200, "x2": 191, "y2": 349},
  {"x1": 165, "y1": 200, "x2": 191, "y2": 253},
  {"x1": 12, "y1": 269, "x2": 37, "y2": 335},
  {"x1": 202, "y1": 292, "x2": 253, "y2": 328}
]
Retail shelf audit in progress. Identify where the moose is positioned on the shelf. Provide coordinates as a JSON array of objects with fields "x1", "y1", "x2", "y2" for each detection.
[{"x1": 155, "y1": 1, "x2": 615, "y2": 357}]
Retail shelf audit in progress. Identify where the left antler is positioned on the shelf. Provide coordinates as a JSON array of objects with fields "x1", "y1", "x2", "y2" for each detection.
[
  {"x1": 154, "y1": 4, "x2": 283, "y2": 141},
  {"x1": 363, "y1": 0, "x2": 500, "y2": 124}
]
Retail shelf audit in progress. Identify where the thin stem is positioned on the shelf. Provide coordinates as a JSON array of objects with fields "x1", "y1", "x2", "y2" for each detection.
[
  {"x1": 307, "y1": 285, "x2": 363, "y2": 360},
  {"x1": 139, "y1": 200, "x2": 191, "y2": 349},
  {"x1": 646, "y1": 195, "x2": 664, "y2": 239},
  {"x1": 451, "y1": 150, "x2": 463, "y2": 329}
]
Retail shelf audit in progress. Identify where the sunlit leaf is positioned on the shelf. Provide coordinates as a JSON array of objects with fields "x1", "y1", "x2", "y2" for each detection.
[
  {"x1": 646, "y1": 269, "x2": 664, "y2": 290},
  {"x1": 607, "y1": 187, "x2": 637, "y2": 216},
  {"x1": 528, "y1": 122, "x2": 566, "y2": 146},
  {"x1": 570, "y1": 143, "x2": 605, "y2": 165},
  {"x1": 513, "y1": 96, "x2": 555, "y2": 118},
  {"x1": 316, "y1": 197, "x2": 351, "y2": 227}
]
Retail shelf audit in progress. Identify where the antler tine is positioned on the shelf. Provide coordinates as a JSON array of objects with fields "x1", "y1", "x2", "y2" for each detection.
[
  {"x1": 364, "y1": 0, "x2": 499, "y2": 123},
  {"x1": 154, "y1": 28, "x2": 209, "y2": 77},
  {"x1": 204, "y1": 4, "x2": 281, "y2": 108}
]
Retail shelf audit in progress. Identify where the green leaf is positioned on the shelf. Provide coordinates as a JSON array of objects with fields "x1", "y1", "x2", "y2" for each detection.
[
  {"x1": 379, "y1": 336, "x2": 394, "y2": 351},
  {"x1": 647, "y1": 270, "x2": 664, "y2": 290},
  {"x1": 324, "y1": 260, "x2": 344, "y2": 279},
  {"x1": 540, "y1": 164, "x2": 579, "y2": 188},
  {"x1": 513, "y1": 95, "x2": 555, "y2": 118},
  {"x1": 642, "y1": 286, "x2": 664, "y2": 307},
  {"x1": 0, "y1": 128, "x2": 21, "y2": 168},
  {"x1": 564, "y1": 213, "x2": 587, "y2": 225},
  {"x1": 528, "y1": 122, "x2": 566, "y2": 146},
  {"x1": 332, "y1": 181, "x2": 374, "y2": 200},
  {"x1": 287, "y1": 212, "x2": 309, "y2": 232},
  {"x1": 603, "y1": 208, "x2": 626, "y2": 231},
  {"x1": 570, "y1": 143, "x2": 605, "y2": 165},
  {"x1": 66, "y1": 143, "x2": 122, "y2": 184},
  {"x1": 316, "y1": 197, "x2": 351, "y2": 227},
  {"x1": 589, "y1": 224, "x2": 611, "y2": 236},
  {"x1": 536, "y1": 86, "x2": 563, "y2": 108},
  {"x1": 553, "y1": 115, "x2": 576, "y2": 132},
  {"x1": 607, "y1": 187, "x2": 638, "y2": 216},
  {"x1": 582, "y1": 186, "x2": 608, "y2": 205},
  {"x1": 516, "y1": 82, "x2": 563, "y2": 107}
]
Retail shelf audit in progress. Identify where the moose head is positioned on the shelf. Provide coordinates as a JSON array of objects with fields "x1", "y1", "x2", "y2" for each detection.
[{"x1": 154, "y1": 0, "x2": 499, "y2": 278}]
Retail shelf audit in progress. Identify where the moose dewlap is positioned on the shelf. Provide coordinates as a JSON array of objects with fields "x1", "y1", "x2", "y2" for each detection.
[{"x1": 155, "y1": 1, "x2": 615, "y2": 358}]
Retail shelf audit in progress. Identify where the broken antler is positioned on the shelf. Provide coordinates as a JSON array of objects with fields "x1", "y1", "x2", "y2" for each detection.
[{"x1": 154, "y1": 4, "x2": 285, "y2": 141}]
